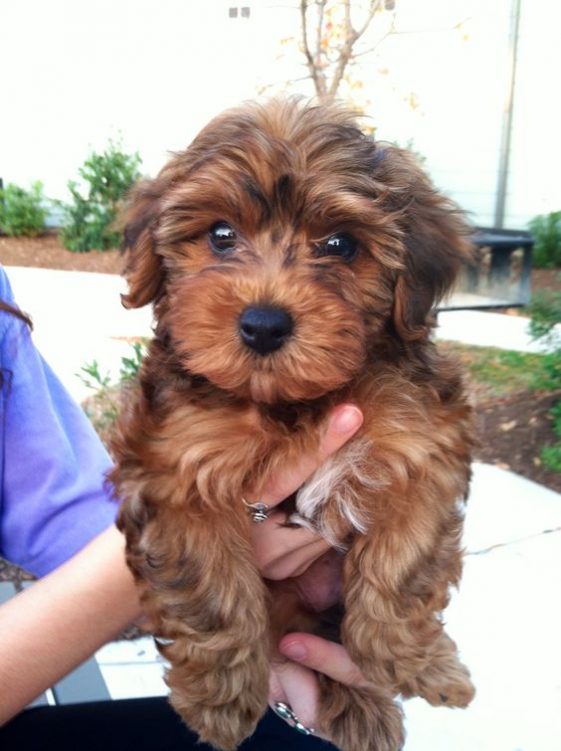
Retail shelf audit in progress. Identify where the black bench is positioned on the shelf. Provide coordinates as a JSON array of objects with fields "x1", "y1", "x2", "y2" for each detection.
[{"x1": 439, "y1": 228, "x2": 534, "y2": 312}]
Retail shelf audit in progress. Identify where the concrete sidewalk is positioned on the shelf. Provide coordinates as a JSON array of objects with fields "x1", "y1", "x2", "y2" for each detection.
[
  {"x1": 7, "y1": 266, "x2": 153, "y2": 402},
  {"x1": 435, "y1": 308, "x2": 560, "y2": 353},
  {"x1": 6, "y1": 266, "x2": 561, "y2": 750}
]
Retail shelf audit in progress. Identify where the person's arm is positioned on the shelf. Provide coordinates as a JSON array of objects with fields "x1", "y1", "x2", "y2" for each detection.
[
  {"x1": 0, "y1": 525, "x2": 139, "y2": 724},
  {"x1": 0, "y1": 404, "x2": 363, "y2": 725},
  {"x1": 1, "y1": 265, "x2": 366, "y2": 729},
  {"x1": 0, "y1": 526, "x2": 367, "y2": 735},
  {"x1": 0, "y1": 271, "x2": 118, "y2": 577}
]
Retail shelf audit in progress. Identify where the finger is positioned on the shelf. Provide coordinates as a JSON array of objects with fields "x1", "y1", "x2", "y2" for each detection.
[
  {"x1": 269, "y1": 659, "x2": 319, "y2": 730},
  {"x1": 316, "y1": 404, "x2": 364, "y2": 463},
  {"x1": 251, "y1": 511, "x2": 318, "y2": 552},
  {"x1": 251, "y1": 512, "x2": 330, "y2": 578},
  {"x1": 252, "y1": 404, "x2": 363, "y2": 508},
  {"x1": 279, "y1": 633, "x2": 368, "y2": 688},
  {"x1": 260, "y1": 537, "x2": 330, "y2": 580},
  {"x1": 268, "y1": 664, "x2": 287, "y2": 705}
]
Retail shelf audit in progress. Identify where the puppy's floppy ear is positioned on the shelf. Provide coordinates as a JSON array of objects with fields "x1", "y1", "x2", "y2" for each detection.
[
  {"x1": 377, "y1": 146, "x2": 474, "y2": 341},
  {"x1": 121, "y1": 179, "x2": 165, "y2": 309}
]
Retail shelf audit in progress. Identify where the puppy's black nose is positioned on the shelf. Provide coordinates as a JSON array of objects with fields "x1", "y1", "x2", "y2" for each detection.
[{"x1": 239, "y1": 306, "x2": 293, "y2": 355}]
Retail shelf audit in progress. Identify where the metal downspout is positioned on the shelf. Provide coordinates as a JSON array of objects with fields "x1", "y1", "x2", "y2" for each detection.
[{"x1": 494, "y1": 0, "x2": 522, "y2": 228}]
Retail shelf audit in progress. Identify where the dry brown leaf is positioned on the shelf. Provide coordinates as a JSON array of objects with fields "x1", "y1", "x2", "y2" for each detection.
[{"x1": 499, "y1": 420, "x2": 517, "y2": 432}]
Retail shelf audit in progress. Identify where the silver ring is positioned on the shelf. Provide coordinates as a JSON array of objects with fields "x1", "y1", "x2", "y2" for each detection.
[
  {"x1": 242, "y1": 497, "x2": 270, "y2": 523},
  {"x1": 273, "y1": 701, "x2": 315, "y2": 736}
]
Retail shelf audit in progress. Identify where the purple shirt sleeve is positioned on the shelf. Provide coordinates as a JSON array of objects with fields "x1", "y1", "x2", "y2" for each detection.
[{"x1": 0, "y1": 267, "x2": 118, "y2": 576}]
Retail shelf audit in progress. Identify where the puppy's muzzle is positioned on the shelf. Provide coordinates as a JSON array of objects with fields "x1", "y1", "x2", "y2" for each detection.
[{"x1": 239, "y1": 305, "x2": 293, "y2": 355}]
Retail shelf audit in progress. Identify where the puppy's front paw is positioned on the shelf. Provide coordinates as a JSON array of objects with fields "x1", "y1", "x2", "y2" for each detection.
[
  {"x1": 167, "y1": 660, "x2": 268, "y2": 751},
  {"x1": 183, "y1": 696, "x2": 265, "y2": 751},
  {"x1": 400, "y1": 656, "x2": 475, "y2": 708},
  {"x1": 318, "y1": 677, "x2": 404, "y2": 751}
]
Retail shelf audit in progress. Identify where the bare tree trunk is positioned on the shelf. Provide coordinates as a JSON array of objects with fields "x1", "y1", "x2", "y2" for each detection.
[
  {"x1": 300, "y1": 0, "x2": 328, "y2": 100},
  {"x1": 300, "y1": 0, "x2": 386, "y2": 103}
]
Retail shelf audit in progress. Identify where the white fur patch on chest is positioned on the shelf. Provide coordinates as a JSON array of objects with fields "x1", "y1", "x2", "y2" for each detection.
[{"x1": 292, "y1": 438, "x2": 385, "y2": 548}]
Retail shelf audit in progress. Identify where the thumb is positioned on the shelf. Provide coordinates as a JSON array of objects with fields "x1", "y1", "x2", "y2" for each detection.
[
  {"x1": 279, "y1": 633, "x2": 367, "y2": 688},
  {"x1": 256, "y1": 404, "x2": 363, "y2": 506}
]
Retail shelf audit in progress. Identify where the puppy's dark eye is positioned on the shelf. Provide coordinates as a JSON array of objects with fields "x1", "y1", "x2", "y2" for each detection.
[
  {"x1": 209, "y1": 222, "x2": 237, "y2": 254},
  {"x1": 316, "y1": 233, "x2": 358, "y2": 262}
]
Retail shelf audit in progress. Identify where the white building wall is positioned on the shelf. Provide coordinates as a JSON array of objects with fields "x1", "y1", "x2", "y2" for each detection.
[
  {"x1": 0, "y1": 0, "x2": 266, "y2": 201},
  {"x1": 0, "y1": 0, "x2": 558, "y2": 229},
  {"x1": 505, "y1": 0, "x2": 561, "y2": 228},
  {"x1": 355, "y1": 0, "x2": 513, "y2": 228}
]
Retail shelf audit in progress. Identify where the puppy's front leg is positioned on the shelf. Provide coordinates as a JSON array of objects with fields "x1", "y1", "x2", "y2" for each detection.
[
  {"x1": 341, "y1": 498, "x2": 474, "y2": 709},
  {"x1": 123, "y1": 504, "x2": 270, "y2": 751}
]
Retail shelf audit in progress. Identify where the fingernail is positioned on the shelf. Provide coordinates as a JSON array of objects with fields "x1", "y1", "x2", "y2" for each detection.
[
  {"x1": 331, "y1": 406, "x2": 362, "y2": 435},
  {"x1": 281, "y1": 641, "x2": 308, "y2": 660}
]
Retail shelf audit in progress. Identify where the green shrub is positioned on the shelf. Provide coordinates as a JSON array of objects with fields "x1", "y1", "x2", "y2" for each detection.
[
  {"x1": 0, "y1": 181, "x2": 47, "y2": 237},
  {"x1": 540, "y1": 400, "x2": 561, "y2": 472},
  {"x1": 119, "y1": 341, "x2": 146, "y2": 381},
  {"x1": 529, "y1": 289, "x2": 561, "y2": 472},
  {"x1": 78, "y1": 340, "x2": 147, "y2": 392},
  {"x1": 79, "y1": 340, "x2": 148, "y2": 445},
  {"x1": 60, "y1": 140, "x2": 141, "y2": 252},
  {"x1": 529, "y1": 211, "x2": 561, "y2": 268},
  {"x1": 529, "y1": 290, "x2": 561, "y2": 345}
]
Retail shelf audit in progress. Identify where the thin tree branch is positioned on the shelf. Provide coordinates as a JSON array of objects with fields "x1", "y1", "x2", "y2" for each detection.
[
  {"x1": 302, "y1": 0, "x2": 387, "y2": 102},
  {"x1": 315, "y1": 0, "x2": 327, "y2": 70},
  {"x1": 351, "y1": 18, "x2": 396, "y2": 60},
  {"x1": 327, "y1": 0, "x2": 361, "y2": 99},
  {"x1": 354, "y1": 0, "x2": 384, "y2": 41},
  {"x1": 300, "y1": 0, "x2": 327, "y2": 98}
]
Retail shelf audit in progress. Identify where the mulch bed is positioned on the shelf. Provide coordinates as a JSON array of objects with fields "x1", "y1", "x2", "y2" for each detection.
[
  {"x1": 532, "y1": 268, "x2": 561, "y2": 294},
  {"x1": 474, "y1": 390, "x2": 561, "y2": 493},
  {"x1": 0, "y1": 232, "x2": 124, "y2": 274}
]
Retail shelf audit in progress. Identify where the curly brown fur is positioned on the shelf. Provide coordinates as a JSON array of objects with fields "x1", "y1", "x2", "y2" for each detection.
[{"x1": 111, "y1": 98, "x2": 476, "y2": 751}]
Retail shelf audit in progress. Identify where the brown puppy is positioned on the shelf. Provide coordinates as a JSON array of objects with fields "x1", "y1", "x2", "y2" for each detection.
[{"x1": 111, "y1": 98, "x2": 476, "y2": 751}]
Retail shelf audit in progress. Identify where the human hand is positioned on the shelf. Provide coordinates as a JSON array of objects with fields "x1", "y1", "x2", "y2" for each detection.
[
  {"x1": 248, "y1": 404, "x2": 363, "y2": 581},
  {"x1": 247, "y1": 404, "x2": 364, "y2": 740},
  {"x1": 269, "y1": 632, "x2": 370, "y2": 740}
]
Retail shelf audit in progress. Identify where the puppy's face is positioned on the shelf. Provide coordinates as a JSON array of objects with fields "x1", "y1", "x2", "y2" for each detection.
[{"x1": 123, "y1": 100, "x2": 471, "y2": 404}]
